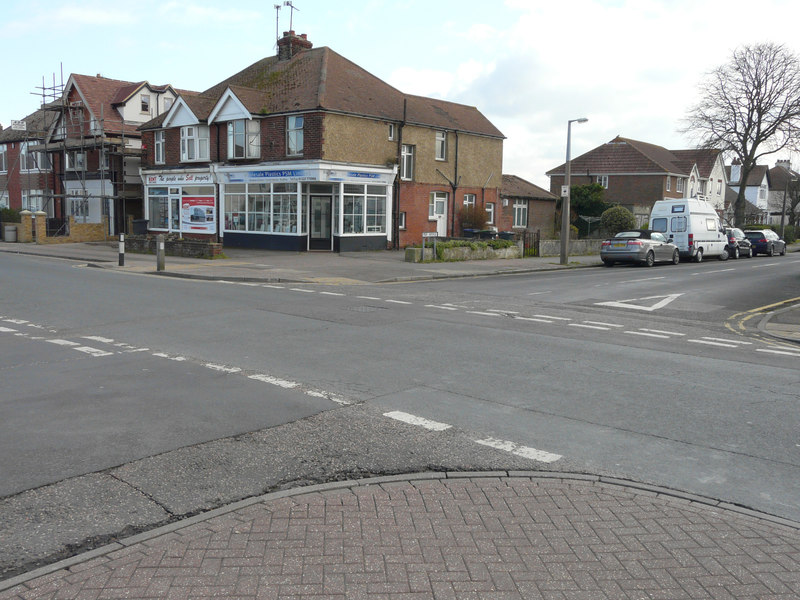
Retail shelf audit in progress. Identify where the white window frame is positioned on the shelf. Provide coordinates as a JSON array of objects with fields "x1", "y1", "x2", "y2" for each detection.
[
  {"x1": 0, "y1": 144, "x2": 6, "y2": 173},
  {"x1": 66, "y1": 150, "x2": 86, "y2": 171},
  {"x1": 400, "y1": 144, "x2": 414, "y2": 181},
  {"x1": 20, "y1": 142, "x2": 43, "y2": 172},
  {"x1": 666, "y1": 176, "x2": 671, "y2": 192},
  {"x1": 388, "y1": 123, "x2": 396, "y2": 141},
  {"x1": 429, "y1": 191, "x2": 448, "y2": 219},
  {"x1": 485, "y1": 202, "x2": 495, "y2": 225},
  {"x1": 164, "y1": 97, "x2": 174, "y2": 112},
  {"x1": 435, "y1": 130, "x2": 447, "y2": 161},
  {"x1": 141, "y1": 94, "x2": 150, "y2": 114},
  {"x1": 398, "y1": 211, "x2": 406, "y2": 230},
  {"x1": 463, "y1": 193, "x2": 476, "y2": 207},
  {"x1": 287, "y1": 115, "x2": 303, "y2": 156},
  {"x1": 154, "y1": 131, "x2": 165, "y2": 165},
  {"x1": 100, "y1": 149, "x2": 110, "y2": 172},
  {"x1": 596, "y1": 175, "x2": 608, "y2": 189},
  {"x1": 513, "y1": 199, "x2": 528, "y2": 228},
  {"x1": 717, "y1": 180, "x2": 722, "y2": 195},
  {"x1": 676, "y1": 177, "x2": 684, "y2": 193},
  {"x1": 180, "y1": 125, "x2": 209, "y2": 162},
  {"x1": 228, "y1": 119, "x2": 261, "y2": 159}
]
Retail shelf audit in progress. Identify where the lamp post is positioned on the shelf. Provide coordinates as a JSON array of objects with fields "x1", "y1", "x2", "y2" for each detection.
[{"x1": 560, "y1": 117, "x2": 588, "y2": 265}]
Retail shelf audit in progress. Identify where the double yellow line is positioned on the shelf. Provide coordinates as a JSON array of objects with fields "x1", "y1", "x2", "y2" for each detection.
[{"x1": 725, "y1": 296, "x2": 800, "y2": 341}]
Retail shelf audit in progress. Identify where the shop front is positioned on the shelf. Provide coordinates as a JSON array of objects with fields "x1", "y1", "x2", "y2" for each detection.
[
  {"x1": 218, "y1": 162, "x2": 396, "y2": 252},
  {"x1": 143, "y1": 171, "x2": 216, "y2": 238}
]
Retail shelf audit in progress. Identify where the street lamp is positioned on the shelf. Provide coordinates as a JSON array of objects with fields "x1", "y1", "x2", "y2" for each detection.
[{"x1": 560, "y1": 117, "x2": 588, "y2": 265}]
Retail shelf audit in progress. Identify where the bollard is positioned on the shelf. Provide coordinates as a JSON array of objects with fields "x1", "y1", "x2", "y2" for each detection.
[
  {"x1": 118, "y1": 234, "x2": 125, "y2": 267},
  {"x1": 156, "y1": 234, "x2": 165, "y2": 271}
]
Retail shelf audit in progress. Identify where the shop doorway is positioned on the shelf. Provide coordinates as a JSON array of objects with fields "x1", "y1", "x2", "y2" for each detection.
[{"x1": 309, "y1": 195, "x2": 332, "y2": 250}]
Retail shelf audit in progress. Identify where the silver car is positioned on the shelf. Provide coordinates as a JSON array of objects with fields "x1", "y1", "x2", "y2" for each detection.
[{"x1": 601, "y1": 229, "x2": 680, "y2": 267}]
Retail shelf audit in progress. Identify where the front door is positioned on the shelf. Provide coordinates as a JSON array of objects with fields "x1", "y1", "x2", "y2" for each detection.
[{"x1": 309, "y1": 195, "x2": 332, "y2": 250}]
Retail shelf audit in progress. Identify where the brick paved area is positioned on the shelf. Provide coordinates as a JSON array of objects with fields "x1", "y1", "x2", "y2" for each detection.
[{"x1": 2, "y1": 475, "x2": 799, "y2": 599}]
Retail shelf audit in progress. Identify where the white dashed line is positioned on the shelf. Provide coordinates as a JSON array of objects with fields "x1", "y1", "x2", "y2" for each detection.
[
  {"x1": 757, "y1": 348, "x2": 800, "y2": 357},
  {"x1": 356, "y1": 296, "x2": 381, "y2": 300},
  {"x1": 475, "y1": 437, "x2": 561, "y2": 463},
  {"x1": 488, "y1": 309, "x2": 518, "y2": 314},
  {"x1": 625, "y1": 331, "x2": 670, "y2": 339},
  {"x1": 383, "y1": 411, "x2": 452, "y2": 431},
  {"x1": 47, "y1": 339, "x2": 80, "y2": 346},
  {"x1": 467, "y1": 311, "x2": 500, "y2": 317},
  {"x1": 319, "y1": 291, "x2": 345, "y2": 296},
  {"x1": 688, "y1": 339, "x2": 738, "y2": 348},
  {"x1": 569, "y1": 323, "x2": 610, "y2": 330},
  {"x1": 152, "y1": 353, "x2": 186, "y2": 361},
  {"x1": 527, "y1": 291, "x2": 552, "y2": 295},
  {"x1": 290, "y1": 288, "x2": 315, "y2": 293},
  {"x1": 620, "y1": 277, "x2": 665, "y2": 283},
  {"x1": 426, "y1": 305, "x2": 459, "y2": 311},
  {"x1": 0, "y1": 327, "x2": 18, "y2": 333},
  {"x1": 205, "y1": 364, "x2": 242, "y2": 373},
  {"x1": 640, "y1": 328, "x2": 685, "y2": 336},
  {"x1": 306, "y1": 390, "x2": 350, "y2": 405},
  {"x1": 514, "y1": 317, "x2": 556, "y2": 323},
  {"x1": 82, "y1": 336, "x2": 115, "y2": 344},
  {"x1": 248, "y1": 373, "x2": 299, "y2": 388},
  {"x1": 701, "y1": 337, "x2": 752, "y2": 345},
  {"x1": 262, "y1": 284, "x2": 285, "y2": 289},
  {"x1": 385, "y1": 299, "x2": 412, "y2": 305},
  {"x1": 3, "y1": 319, "x2": 28, "y2": 324},
  {"x1": 584, "y1": 321, "x2": 624, "y2": 328},
  {"x1": 74, "y1": 346, "x2": 114, "y2": 357},
  {"x1": 533, "y1": 314, "x2": 571, "y2": 321}
]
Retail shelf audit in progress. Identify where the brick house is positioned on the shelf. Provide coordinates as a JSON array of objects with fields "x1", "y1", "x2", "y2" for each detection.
[
  {"x1": 546, "y1": 136, "x2": 727, "y2": 227},
  {"x1": 499, "y1": 175, "x2": 557, "y2": 235},
  {"x1": 42, "y1": 74, "x2": 180, "y2": 235},
  {"x1": 0, "y1": 108, "x2": 57, "y2": 217},
  {"x1": 138, "y1": 31, "x2": 504, "y2": 251}
]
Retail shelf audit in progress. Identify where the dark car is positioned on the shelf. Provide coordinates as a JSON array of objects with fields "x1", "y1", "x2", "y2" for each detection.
[
  {"x1": 724, "y1": 227, "x2": 753, "y2": 259},
  {"x1": 600, "y1": 229, "x2": 680, "y2": 267},
  {"x1": 744, "y1": 229, "x2": 786, "y2": 256}
]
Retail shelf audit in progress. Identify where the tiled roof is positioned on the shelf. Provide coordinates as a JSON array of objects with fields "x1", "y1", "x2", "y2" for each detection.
[
  {"x1": 69, "y1": 74, "x2": 143, "y2": 136},
  {"x1": 547, "y1": 136, "x2": 720, "y2": 177},
  {"x1": 0, "y1": 105, "x2": 57, "y2": 142},
  {"x1": 501, "y1": 174, "x2": 557, "y2": 200},
  {"x1": 768, "y1": 164, "x2": 800, "y2": 190},
  {"x1": 725, "y1": 164, "x2": 770, "y2": 187},
  {"x1": 147, "y1": 46, "x2": 502, "y2": 138}
]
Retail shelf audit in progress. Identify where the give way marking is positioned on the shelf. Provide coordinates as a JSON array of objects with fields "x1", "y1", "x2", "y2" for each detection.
[{"x1": 596, "y1": 293, "x2": 683, "y2": 312}]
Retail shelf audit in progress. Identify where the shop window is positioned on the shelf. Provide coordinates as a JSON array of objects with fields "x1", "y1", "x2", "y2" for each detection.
[
  {"x1": 228, "y1": 119, "x2": 261, "y2": 159},
  {"x1": 343, "y1": 184, "x2": 387, "y2": 234},
  {"x1": 287, "y1": 116, "x2": 303, "y2": 156},
  {"x1": 180, "y1": 125, "x2": 209, "y2": 162},
  {"x1": 148, "y1": 187, "x2": 169, "y2": 229}
]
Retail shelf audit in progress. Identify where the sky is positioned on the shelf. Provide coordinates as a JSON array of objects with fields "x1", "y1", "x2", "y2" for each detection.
[{"x1": 2, "y1": 0, "x2": 799, "y2": 188}]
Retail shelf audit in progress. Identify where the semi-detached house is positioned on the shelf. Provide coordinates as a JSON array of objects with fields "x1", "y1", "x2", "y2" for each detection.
[{"x1": 138, "y1": 31, "x2": 505, "y2": 251}]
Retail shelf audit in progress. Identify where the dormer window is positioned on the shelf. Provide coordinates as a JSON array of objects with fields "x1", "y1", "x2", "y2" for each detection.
[
  {"x1": 180, "y1": 125, "x2": 209, "y2": 162},
  {"x1": 227, "y1": 119, "x2": 261, "y2": 159}
]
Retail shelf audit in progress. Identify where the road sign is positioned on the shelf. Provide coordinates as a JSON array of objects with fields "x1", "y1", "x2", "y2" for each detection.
[{"x1": 422, "y1": 232, "x2": 438, "y2": 238}]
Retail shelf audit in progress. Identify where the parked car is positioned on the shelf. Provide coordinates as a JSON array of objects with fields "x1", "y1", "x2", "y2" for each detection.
[
  {"x1": 724, "y1": 227, "x2": 753, "y2": 259},
  {"x1": 601, "y1": 229, "x2": 680, "y2": 267},
  {"x1": 744, "y1": 229, "x2": 786, "y2": 256}
]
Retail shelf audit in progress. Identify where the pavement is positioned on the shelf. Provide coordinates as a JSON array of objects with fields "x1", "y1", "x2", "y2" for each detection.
[{"x1": 1, "y1": 240, "x2": 800, "y2": 599}]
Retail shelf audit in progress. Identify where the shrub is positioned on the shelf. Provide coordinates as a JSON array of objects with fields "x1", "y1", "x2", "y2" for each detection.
[
  {"x1": 600, "y1": 205, "x2": 636, "y2": 235},
  {"x1": 0, "y1": 207, "x2": 21, "y2": 223}
]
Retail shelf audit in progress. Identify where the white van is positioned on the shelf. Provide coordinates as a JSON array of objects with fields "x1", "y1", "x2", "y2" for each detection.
[{"x1": 649, "y1": 198, "x2": 728, "y2": 262}]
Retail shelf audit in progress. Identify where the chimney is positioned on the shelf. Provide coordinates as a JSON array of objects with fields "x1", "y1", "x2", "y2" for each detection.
[
  {"x1": 730, "y1": 158, "x2": 741, "y2": 184},
  {"x1": 277, "y1": 30, "x2": 313, "y2": 60},
  {"x1": 776, "y1": 159, "x2": 792, "y2": 171}
]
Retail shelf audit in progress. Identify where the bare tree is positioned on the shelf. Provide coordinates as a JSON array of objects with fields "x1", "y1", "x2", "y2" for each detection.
[{"x1": 683, "y1": 43, "x2": 800, "y2": 226}]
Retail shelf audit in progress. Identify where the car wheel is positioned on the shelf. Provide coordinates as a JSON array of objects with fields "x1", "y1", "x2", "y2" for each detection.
[
  {"x1": 644, "y1": 251, "x2": 655, "y2": 267},
  {"x1": 745, "y1": 247, "x2": 753, "y2": 258},
  {"x1": 780, "y1": 245, "x2": 786, "y2": 256},
  {"x1": 694, "y1": 248, "x2": 703, "y2": 263},
  {"x1": 672, "y1": 249, "x2": 680, "y2": 265},
  {"x1": 732, "y1": 246, "x2": 740, "y2": 259},
  {"x1": 719, "y1": 248, "x2": 729, "y2": 261},
  {"x1": 768, "y1": 245, "x2": 774, "y2": 256},
  {"x1": 602, "y1": 260, "x2": 614, "y2": 267}
]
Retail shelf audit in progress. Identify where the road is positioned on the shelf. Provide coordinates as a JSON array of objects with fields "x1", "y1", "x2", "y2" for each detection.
[{"x1": 1, "y1": 251, "x2": 799, "y2": 579}]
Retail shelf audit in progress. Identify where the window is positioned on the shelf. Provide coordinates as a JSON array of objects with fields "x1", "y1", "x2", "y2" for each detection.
[
  {"x1": 596, "y1": 175, "x2": 608, "y2": 188},
  {"x1": 666, "y1": 176, "x2": 671, "y2": 192},
  {"x1": 287, "y1": 115, "x2": 303, "y2": 156},
  {"x1": 0, "y1": 190, "x2": 8, "y2": 208},
  {"x1": 164, "y1": 97, "x2": 173, "y2": 112},
  {"x1": 677, "y1": 178, "x2": 684, "y2": 193},
  {"x1": 435, "y1": 130, "x2": 447, "y2": 161},
  {"x1": 180, "y1": 125, "x2": 209, "y2": 162},
  {"x1": 148, "y1": 187, "x2": 169, "y2": 229},
  {"x1": 485, "y1": 202, "x2": 495, "y2": 225},
  {"x1": 705, "y1": 218, "x2": 717, "y2": 231},
  {"x1": 343, "y1": 184, "x2": 387, "y2": 234},
  {"x1": 66, "y1": 151, "x2": 86, "y2": 171},
  {"x1": 759, "y1": 185, "x2": 767, "y2": 200},
  {"x1": 513, "y1": 200, "x2": 528, "y2": 228},
  {"x1": 463, "y1": 193, "x2": 476, "y2": 207},
  {"x1": 228, "y1": 119, "x2": 261, "y2": 159},
  {"x1": 671, "y1": 216, "x2": 687, "y2": 232},
  {"x1": 70, "y1": 194, "x2": 89, "y2": 221},
  {"x1": 651, "y1": 218, "x2": 667, "y2": 232},
  {"x1": 20, "y1": 142, "x2": 43, "y2": 171},
  {"x1": 100, "y1": 149, "x2": 110, "y2": 172},
  {"x1": 429, "y1": 191, "x2": 447, "y2": 219},
  {"x1": 154, "y1": 131, "x2": 165, "y2": 164},
  {"x1": 0, "y1": 144, "x2": 6, "y2": 172},
  {"x1": 22, "y1": 190, "x2": 44, "y2": 212},
  {"x1": 141, "y1": 94, "x2": 150, "y2": 113},
  {"x1": 717, "y1": 180, "x2": 722, "y2": 194},
  {"x1": 388, "y1": 123, "x2": 396, "y2": 141},
  {"x1": 398, "y1": 211, "x2": 406, "y2": 230},
  {"x1": 272, "y1": 183, "x2": 297, "y2": 232},
  {"x1": 400, "y1": 144, "x2": 414, "y2": 180}
]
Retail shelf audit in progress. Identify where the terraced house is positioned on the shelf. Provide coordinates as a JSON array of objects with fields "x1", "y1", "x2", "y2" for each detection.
[{"x1": 138, "y1": 31, "x2": 504, "y2": 251}]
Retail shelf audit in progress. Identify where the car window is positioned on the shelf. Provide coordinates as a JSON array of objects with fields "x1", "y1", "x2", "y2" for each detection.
[
  {"x1": 651, "y1": 232, "x2": 666, "y2": 242},
  {"x1": 615, "y1": 231, "x2": 641, "y2": 238},
  {"x1": 651, "y1": 218, "x2": 667, "y2": 233},
  {"x1": 671, "y1": 216, "x2": 687, "y2": 232},
  {"x1": 733, "y1": 229, "x2": 743, "y2": 237},
  {"x1": 745, "y1": 231, "x2": 760, "y2": 239}
]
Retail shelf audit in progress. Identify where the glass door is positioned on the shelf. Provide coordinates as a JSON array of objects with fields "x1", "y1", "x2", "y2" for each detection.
[{"x1": 309, "y1": 195, "x2": 332, "y2": 250}]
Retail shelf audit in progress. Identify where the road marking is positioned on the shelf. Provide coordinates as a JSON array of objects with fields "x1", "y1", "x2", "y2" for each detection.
[
  {"x1": 527, "y1": 291, "x2": 552, "y2": 295},
  {"x1": 688, "y1": 339, "x2": 737, "y2": 348},
  {"x1": 693, "y1": 268, "x2": 735, "y2": 274},
  {"x1": 82, "y1": 336, "x2": 115, "y2": 344},
  {"x1": 47, "y1": 339, "x2": 80, "y2": 346},
  {"x1": 205, "y1": 363, "x2": 242, "y2": 373},
  {"x1": 0, "y1": 327, "x2": 17, "y2": 333},
  {"x1": 306, "y1": 390, "x2": 350, "y2": 405},
  {"x1": 533, "y1": 314, "x2": 571, "y2": 321},
  {"x1": 356, "y1": 296, "x2": 380, "y2": 300},
  {"x1": 426, "y1": 305, "x2": 458, "y2": 311},
  {"x1": 385, "y1": 299, "x2": 412, "y2": 305},
  {"x1": 701, "y1": 336, "x2": 752, "y2": 345},
  {"x1": 757, "y1": 348, "x2": 800, "y2": 357},
  {"x1": 384, "y1": 411, "x2": 452, "y2": 431},
  {"x1": 488, "y1": 309, "x2": 518, "y2": 314},
  {"x1": 248, "y1": 373, "x2": 299, "y2": 388},
  {"x1": 290, "y1": 288, "x2": 315, "y2": 293},
  {"x1": 475, "y1": 437, "x2": 561, "y2": 463},
  {"x1": 596, "y1": 293, "x2": 683, "y2": 312},
  {"x1": 3, "y1": 319, "x2": 28, "y2": 324},
  {"x1": 514, "y1": 317, "x2": 556, "y2": 323},
  {"x1": 584, "y1": 321, "x2": 623, "y2": 328},
  {"x1": 319, "y1": 291, "x2": 344, "y2": 296},
  {"x1": 238, "y1": 282, "x2": 260, "y2": 287},
  {"x1": 625, "y1": 331, "x2": 670, "y2": 339},
  {"x1": 263, "y1": 284, "x2": 285, "y2": 289},
  {"x1": 152, "y1": 353, "x2": 186, "y2": 361},
  {"x1": 467, "y1": 311, "x2": 500, "y2": 317},
  {"x1": 752, "y1": 262, "x2": 780, "y2": 268},
  {"x1": 640, "y1": 328, "x2": 685, "y2": 336},
  {"x1": 569, "y1": 323, "x2": 609, "y2": 330},
  {"x1": 619, "y1": 277, "x2": 665, "y2": 283},
  {"x1": 74, "y1": 346, "x2": 114, "y2": 357}
]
